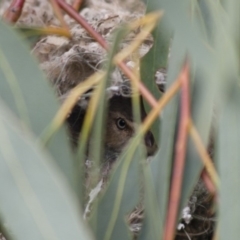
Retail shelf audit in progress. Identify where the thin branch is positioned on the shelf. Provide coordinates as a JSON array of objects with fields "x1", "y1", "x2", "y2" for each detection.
[
  {"x1": 72, "y1": 0, "x2": 84, "y2": 11},
  {"x1": 22, "y1": 27, "x2": 71, "y2": 38},
  {"x1": 141, "y1": 78, "x2": 181, "y2": 134},
  {"x1": 56, "y1": 0, "x2": 159, "y2": 108},
  {"x1": 201, "y1": 169, "x2": 217, "y2": 196},
  {"x1": 189, "y1": 120, "x2": 220, "y2": 188},
  {"x1": 164, "y1": 62, "x2": 190, "y2": 240},
  {"x1": 3, "y1": 0, "x2": 25, "y2": 23},
  {"x1": 212, "y1": 226, "x2": 219, "y2": 240},
  {"x1": 49, "y1": 0, "x2": 70, "y2": 30},
  {"x1": 41, "y1": 72, "x2": 104, "y2": 144},
  {"x1": 118, "y1": 62, "x2": 158, "y2": 108},
  {"x1": 113, "y1": 12, "x2": 162, "y2": 63}
]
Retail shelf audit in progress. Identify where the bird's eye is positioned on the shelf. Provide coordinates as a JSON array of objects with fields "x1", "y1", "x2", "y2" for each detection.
[{"x1": 116, "y1": 118, "x2": 126, "y2": 130}]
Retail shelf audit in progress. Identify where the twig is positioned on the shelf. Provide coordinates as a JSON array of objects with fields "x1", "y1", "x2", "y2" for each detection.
[
  {"x1": 73, "y1": 0, "x2": 84, "y2": 11},
  {"x1": 40, "y1": 72, "x2": 104, "y2": 144},
  {"x1": 49, "y1": 0, "x2": 70, "y2": 30},
  {"x1": 189, "y1": 120, "x2": 220, "y2": 188},
  {"x1": 22, "y1": 27, "x2": 71, "y2": 38},
  {"x1": 212, "y1": 226, "x2": 219, "y2": 240},
  {"x1": 113, "y1": 12, "x2": 162, "y2": 63},
  {"x1": 3, "y1": 0, "x2": 25, "y2": 23},
  {"x1": 164, "y1": 62, "x2": 190, "y2": 240},
  {"x1": 56, "y1": 0, "x2": 159, "y2": 108},
  {"x1": 118, "y1": 62, "x2": 158, "y2": 108},
  {"x1": 141, "y1": 78, "x2": 181, "y2": 134}
]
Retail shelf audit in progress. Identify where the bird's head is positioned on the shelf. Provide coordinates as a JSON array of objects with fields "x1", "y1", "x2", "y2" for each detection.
[{"x1": 105, "y1": 95, "x2": 157, "y2": 158}]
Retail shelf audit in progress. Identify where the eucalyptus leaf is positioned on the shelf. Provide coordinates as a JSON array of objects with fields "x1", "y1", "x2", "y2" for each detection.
[
  {"x1": 148, "y1": 34, "x2": 185, "y2": 235},
  {"x1": 89, "y1": 27, "x2": 128, "y2": 168},
  {"x1": 0, "y1": 101, "x2": 92, "y2": 240},
  {"x1": 91, "y1": 139, "x2": 144, "y2": 240},
  {"x1": 0, "y1": 21, "x2": 75, "y2": 189},
  {"x1": 140, "y1": 4, "x2": 171, "y2": 143},
  {"x1": 218, "y1": 86, "x2": 240, "y2": 240},
  {"x1": 15, "y1": 27, "x2": 41, "y2": 46},
  {"x1": 144, "y1": 0, "x2": 217, "y2": 221},
  {"x1": 138, "y1": 162, "x2": 162, "y2": 240}
]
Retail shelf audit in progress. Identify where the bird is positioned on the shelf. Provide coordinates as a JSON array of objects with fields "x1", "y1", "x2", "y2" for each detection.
[{"x1": 66, "y1": 94, "x2": 157, "y2": 163}]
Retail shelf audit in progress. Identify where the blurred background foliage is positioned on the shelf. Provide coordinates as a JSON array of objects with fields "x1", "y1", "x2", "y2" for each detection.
[{"x1": 0, "y1": 0, "x2": 240, "y2": 239}]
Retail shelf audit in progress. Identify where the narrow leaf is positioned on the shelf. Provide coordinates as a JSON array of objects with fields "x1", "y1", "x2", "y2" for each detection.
[
  {"x1": 0, "y1": 102, "x2": 92, "y2": 240},
  {"x1": 0, "y1": 21, "x2": 75, "y2": 188}
]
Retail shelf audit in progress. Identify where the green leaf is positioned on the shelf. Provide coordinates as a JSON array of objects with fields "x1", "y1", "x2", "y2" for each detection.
[
  {"x1": 150, "y1": 34, "x2": 185, "y2": 233},
  {"x1": 144, "y1": 0, "x2": 217, "y2": 219},
  {"x1": 15, "y1": 27, "x2": 41, "y2": 46},
  {"x1": 138, "y1": 163, "x2": 162, "y2": 240},
  {"x1": 140, "y1": 5, "x2": 171, "y2": 143},
  {"x1": 91, "y1": 138, "x2": 144, "y2": 240},
  {"x1": 89, "y1": 26, "x2": 128, "y2": 168},
  {"x1": 218, "y1": 86, "x2": 240, "y2": 239},
  {"x1": 0, "y1": 21, "x2": 75, "y2": 189},
  {"x1": 0, "y1": 101, "x2": 93, "y2": 240},
  {"x1": 141, "y1": 0, "x2": 171, "y2": 85}
]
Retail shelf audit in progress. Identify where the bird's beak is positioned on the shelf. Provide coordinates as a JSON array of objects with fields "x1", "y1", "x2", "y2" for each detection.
[{"x1": 144, "y1": 131, "x2": 158, "y2": 156}]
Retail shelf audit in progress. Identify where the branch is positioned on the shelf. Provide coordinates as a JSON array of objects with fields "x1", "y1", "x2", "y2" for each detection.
[
  {"x1": 3, "y1": 0, "x2": 25, "y2": 23},
  {"x1": 164, "y1": 62, "x2": 190, "y2": 240},
  {"x1": 49, "y1": 0, "x2": 70, "y2": 30},
  {"x1": 201, "y1": 169, "x2": 217, "y2": 196},
  {"x1": 189, "y1": 120, "x2": 220, "y2": 188}
]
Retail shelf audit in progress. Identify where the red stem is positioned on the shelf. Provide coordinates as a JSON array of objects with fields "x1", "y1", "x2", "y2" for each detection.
[
  {"x1": 3, "y1": 0, "x2": 25, "y2": 23},
  {"x1": 118, "y1": 62, "x2": 158, "y2": 108},
  {"x1": 56, "y1": 0, "x2": 108, "y2": 49},
  {"x1": 201, "y1": 169, "x2": 216, "y2": 196},
  {"x1": 164, "y1": 62, "x2": 190, "y2": 240}
]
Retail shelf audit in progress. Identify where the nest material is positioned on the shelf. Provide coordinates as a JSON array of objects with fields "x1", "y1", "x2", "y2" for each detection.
[
  {"x1": 175, "y1": 181, "x2": 214, "y2": 240},
  {"x1": 1, "y1": 0, "x2": 148, "y2": 95},
  {"x1": 0, "y1": 0, "x2": 165, "y2": 98},
  {"x1": 1, "y1": 0, "x2": 152, "y2": 96}
]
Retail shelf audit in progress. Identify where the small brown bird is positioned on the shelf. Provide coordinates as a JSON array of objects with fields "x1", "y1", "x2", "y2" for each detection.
[{"x1": 67, "y1": 95, "x2": 157, "y2": 162}]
